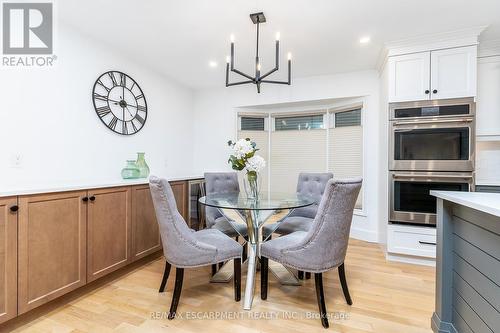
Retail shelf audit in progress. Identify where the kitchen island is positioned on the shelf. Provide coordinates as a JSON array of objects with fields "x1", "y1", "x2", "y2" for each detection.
[{"x1": 430, "y1": 191, "x2": 500, "y2": 333}]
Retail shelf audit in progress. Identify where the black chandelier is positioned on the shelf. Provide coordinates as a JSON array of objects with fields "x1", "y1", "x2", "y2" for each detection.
[{"x1": 225, "y1": 12, "x2": 291, "y2": 93}]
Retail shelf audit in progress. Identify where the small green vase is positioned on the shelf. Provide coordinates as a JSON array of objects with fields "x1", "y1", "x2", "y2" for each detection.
[
  {"x1": 136, "y1": 152, "x2": 150, "y2": 178},
  {"x1": 121, "y1": 160, "x2": 140, "y2": 179}
]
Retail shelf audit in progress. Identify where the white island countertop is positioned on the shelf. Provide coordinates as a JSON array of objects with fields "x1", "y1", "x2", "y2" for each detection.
[
  {"x1": 0, "y1": 175, "x2": 203, "y2": 198},
  {"x1": 431, "y1": 190, "x2": 500, "y2": 218}
]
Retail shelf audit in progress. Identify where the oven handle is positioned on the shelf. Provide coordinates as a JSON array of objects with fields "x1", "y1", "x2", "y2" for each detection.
[
  {"x1": 393, "y1": 117, "x2": 474, "y2": 126},
  {"x1": 392, "y1": 174, "x2": 474, "y2": 180}
]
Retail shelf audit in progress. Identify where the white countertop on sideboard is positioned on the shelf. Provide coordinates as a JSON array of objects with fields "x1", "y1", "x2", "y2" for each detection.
[
  {"x1": 0, "y1": 175, "x2": 203, "y2": 198},
  {"x1": 431, "y1": 190, "x2": 500, "y2": 218}
]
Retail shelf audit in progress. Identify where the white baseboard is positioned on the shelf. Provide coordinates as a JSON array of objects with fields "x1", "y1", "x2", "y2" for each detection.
[
  {"x1": 350, "y1": 226, "x2": 379, "y2": 243},
  {"x1": 386, "y1": 253, "x2": 436, "y2": 267}
]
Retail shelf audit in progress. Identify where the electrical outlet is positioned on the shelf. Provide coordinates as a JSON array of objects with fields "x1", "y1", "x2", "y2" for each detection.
[{"x1": 10, "y1": 154, "x2": 23, "y2": 169}]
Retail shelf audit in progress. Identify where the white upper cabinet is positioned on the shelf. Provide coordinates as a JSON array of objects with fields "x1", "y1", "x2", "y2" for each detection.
[
  {"x1": 388, "y1": 46, "x2": 477, "y2": 103},
  {"x1": 389, "y1": 52, "x2": 430, "y2": 102},
  {"x1": 430, "y1": 46, "x2": 477, "y2": 100},
  {"x1": 476, "y1": 56, "x2": 500, "y2": 139}
]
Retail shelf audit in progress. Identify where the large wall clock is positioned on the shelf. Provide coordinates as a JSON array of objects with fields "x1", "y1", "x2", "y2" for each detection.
[{"x1": 92, "y1": 71, "x2": 147, "y2": 135}]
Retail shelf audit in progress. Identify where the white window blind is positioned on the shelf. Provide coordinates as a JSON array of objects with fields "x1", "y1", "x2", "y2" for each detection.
[
  {"x1": 329, "y1": 112, "x2": 363, "y2": 208},
  {"x1": 270, "y1": 127, "x2": 327, "y2": 193}
]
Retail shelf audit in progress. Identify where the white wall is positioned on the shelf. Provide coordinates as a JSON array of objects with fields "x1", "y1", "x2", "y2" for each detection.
[
  {"x1": 0, "y1": 24, "x2": 195, "y2": 189},
  {"x1": 192, "y1": 70, "x2": 383, "y2": 242}
]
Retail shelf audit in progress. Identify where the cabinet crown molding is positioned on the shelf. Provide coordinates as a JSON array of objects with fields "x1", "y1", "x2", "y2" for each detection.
[
  {"x1": 478, "y1": 39, "x2": 500, "y2": 58},
  {"x1": 383, "y1": 26, "x2": 486, "y2": 58}
]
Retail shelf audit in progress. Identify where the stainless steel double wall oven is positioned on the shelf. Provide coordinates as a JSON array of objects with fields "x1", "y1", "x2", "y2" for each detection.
[{"x1": 389, "y1": 98, "x2": 475, "y2": 225}]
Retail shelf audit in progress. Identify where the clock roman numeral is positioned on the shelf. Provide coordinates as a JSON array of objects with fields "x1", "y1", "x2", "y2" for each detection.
[
  {"x1": 109, "y1": 116, "x2": 118, "y2": 130},
  {"x1": 120, "y1": 73, "x2": 126, "y2": 87},
  {"x1": 108, "y1": 72, "x2": 118, "y2": 86},
  {"x1": 134, "y1": 114, "x2": 145, "y2": 125},
  {"x1": 97, "y1": 79, "x2": 110, "y2": 92},
  {"x1": 130, "y1": 120, "x2": 138, "y2": 132},
  {"x1": 135, "y1": 94, "x2": 144, "y2": 100},
  {"x1": 137, "y1": 105, "x2": 147, "y2": 112},
  {"x1": 96, "y1": 106, "x2": 111, "y2": 118},
  {"x1": 122, "y1": 121, "x2": 128, "y2": 135},
  {"x1": 94, "y1": 93, "x2": 108, "y2": 101}
]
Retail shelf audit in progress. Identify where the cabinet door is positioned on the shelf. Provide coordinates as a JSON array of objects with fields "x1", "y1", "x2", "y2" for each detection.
[
  {"x1": 0, "y1": 197, "x2": 17, "y2": 323},
  {"x1": 477, "y1": 56, "x2": 500, "y2": 137},
  {"x1": 388, "y1": 52, "x2": 431, "y2": 102},
  {"x1": 18, "y1": 191, "x2": 87, "y2": 314},
  {"x1": 430, "y1": 46, "x2": 477, "y2": 100},
  {"x1": 170, "y1": 181, "x2": 188, "y2": 222},
  {"x1": 87, "y1": 187, "x2": 131, "y2": 282},
  {"x1": 131, "y1": 186, "x2": 161, "y2": 262}
]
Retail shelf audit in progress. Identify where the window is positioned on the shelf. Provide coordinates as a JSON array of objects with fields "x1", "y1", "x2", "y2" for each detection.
[
  {"x1": 329, "y1": 107, "x2": 363, "y2": 209},
  {"x1": 237, "y1": 105, "x2": 363, "y2": 210},
  {"x1": 335, "y1": 109, "x2": 361, "y2": 127},
  {"x1": 241, "y1": 117, "x2": 265, "y2": 131},
  {"x1": 275, "y1": 114, "x2": 324, "y2": 131}
]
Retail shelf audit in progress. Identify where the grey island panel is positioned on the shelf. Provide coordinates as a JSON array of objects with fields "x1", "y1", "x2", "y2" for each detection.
[{"x1": 431, "y1": 191, "x2": 500, "y2": 333}]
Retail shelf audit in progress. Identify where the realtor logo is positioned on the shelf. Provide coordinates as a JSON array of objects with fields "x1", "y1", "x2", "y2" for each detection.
[
  {"x1": 1, "y1": 1, "x2": 56, "y2": 67},
  {"x1": 3, "y1": 2, "x2": 53, "y2": 54}
]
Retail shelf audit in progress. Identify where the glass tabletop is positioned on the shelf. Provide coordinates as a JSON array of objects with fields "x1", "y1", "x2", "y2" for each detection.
[{"x1": 199, "y1": 192, "x2": 316, "y2": 211}]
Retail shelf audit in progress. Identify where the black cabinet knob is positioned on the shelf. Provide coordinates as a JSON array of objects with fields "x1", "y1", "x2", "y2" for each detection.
[
  {"x1": 425, "y1": 90, "x2": 430, "y2": 94},
  {"x1": 89, "y1": 196, "x2": 96, "y2": 201},
  {"x1": 82, "y1": 197, "x2": 89, "y2": 202},
  {"x1": 432, "y1": 89, "x2": 438, "y2": 94},
  {"x1": 10, "y1": 205, "x2": 19, "y2": 212}
]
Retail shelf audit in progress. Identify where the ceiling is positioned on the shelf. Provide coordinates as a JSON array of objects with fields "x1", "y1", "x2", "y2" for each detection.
[{"x1": 60, "y1": 0, "x2": 500, "y2": 89}]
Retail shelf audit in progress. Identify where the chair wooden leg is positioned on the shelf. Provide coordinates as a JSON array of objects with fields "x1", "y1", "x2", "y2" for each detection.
[
  {"x1": 234, "y1": 258, "x2": 241, "y2": 301},
  {"x1": 159, "y1": 261, "x2": 171, "y2": 292},
  {"x1": 260, "y1": 257, "x2": 268, "y2": 300},
  {"x1": 211, "y1": 264, "x2": 217, "y2": 276},
  {"x1": 168, "y1": 268, "x2": 184, "y2": 320},
  {"x1": 298, "y1": 270, "x2": 304, "y2": 280},
  {"x1": 314, "y1": 273, "x2": 329, "y2": 328},
  {"x1": 305, "y1": 272, "x2": 311, "y2": 279},
  {"x1": 242, "y1": 245, "x2": 247, "y2": 262},
  {"x1": 338, "y1": 263, "x2": 353, "y2": 305}
]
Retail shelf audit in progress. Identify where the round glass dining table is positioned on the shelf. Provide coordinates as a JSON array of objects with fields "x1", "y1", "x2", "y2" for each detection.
[{"x1": 199, "y1": 192, "x2": 315, "y2": 310}]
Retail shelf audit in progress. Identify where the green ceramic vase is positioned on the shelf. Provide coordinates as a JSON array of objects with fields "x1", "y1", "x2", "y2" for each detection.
[{"x1": 136, "y1": 152, "x2": 150, "y2": 178}]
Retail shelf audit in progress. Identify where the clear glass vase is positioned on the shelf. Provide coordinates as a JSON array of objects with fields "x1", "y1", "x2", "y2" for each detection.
[
  {"x1": 121, "y1": 160, "x2": 140, "y2": 179},
  {"x1": 135, "y1": 152, "x2": 150, "y2": 178},
  {"x1": 243, "y1": 171, "x2": 260, "y2": 200}
]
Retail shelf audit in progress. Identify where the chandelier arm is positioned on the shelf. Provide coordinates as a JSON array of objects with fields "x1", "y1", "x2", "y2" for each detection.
[
  {"x1": 260, "y1": 79, "x2": 290, "y2": 85},
  {"x1": 227, "y1": 80, "x2": 254, "y2": 87},
  {"x1": 231, "y1": 68, "x2": 255, "y2": 81},
  {"x1": 260, "y1": 39, "x2": 280, "y2": 80}
]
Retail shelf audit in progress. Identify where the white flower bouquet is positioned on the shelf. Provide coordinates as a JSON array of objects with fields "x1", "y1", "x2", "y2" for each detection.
[{"x1": 227, "y1": 138, "x2": 266, "y2": 198}]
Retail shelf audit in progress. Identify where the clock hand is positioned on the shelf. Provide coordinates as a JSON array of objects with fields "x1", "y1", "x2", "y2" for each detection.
[{"x1": 125, "y1": 106, "x2": 135, "y2": 118}]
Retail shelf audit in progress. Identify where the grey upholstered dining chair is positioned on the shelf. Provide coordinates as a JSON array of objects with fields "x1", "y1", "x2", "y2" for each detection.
[
  {"x1": 204, "y1": 172, "x2": 248, "y2": 274},
  {"x1": 260, "y1": 178, "x2": 362, "y2": 328},
  {"x1": 149, "y1": 176, "x2": 242, "y2": 320},
  {"x1": 263, "y1": 172, "x2": 333, "y2": 237},
  {"x1": 263, "y1": 172, "x2": 333, "y2": 279}
]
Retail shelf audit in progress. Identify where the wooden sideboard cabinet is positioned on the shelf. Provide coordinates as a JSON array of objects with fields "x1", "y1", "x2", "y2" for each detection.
[
  {"x1": 170, "y1": 180, "x2": 188, "y2": 221},
  {"x1": 17, "y1": 191, "x2": 87, "y2": 314},
  {"x1": 87, "y1": 186, "x2": 131, "y2": 282},
  {"x1": 131, "y1": 185, "x2": 161, "y2": 261},
  {"x1": 1, "y1": 178, "x2": 195, "y2": 323},
  {"x1": 0, "y1": 197, "x2": 18, "y2": 324}
]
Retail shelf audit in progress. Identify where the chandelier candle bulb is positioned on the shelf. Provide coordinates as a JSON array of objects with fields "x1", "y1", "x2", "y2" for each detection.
[
  {"x1": 275, "y1": 32, "x2": 280, "y2": 41},
  {"x1": 287, "y1": 52, "x2": 292, "y2": 60},
  {"x1": 230, "y1": 34, "x2": 235, "y2": 43}
]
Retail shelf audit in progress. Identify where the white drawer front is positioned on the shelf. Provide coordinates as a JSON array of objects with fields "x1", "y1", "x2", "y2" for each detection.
[{"x1": 387, "y1": 226, "x2": 437, "y2": 258}]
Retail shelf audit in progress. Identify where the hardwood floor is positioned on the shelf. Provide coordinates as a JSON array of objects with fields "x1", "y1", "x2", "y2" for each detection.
[{"x1": 2, "y1": 239, "x2": 435, "y2": 333}]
